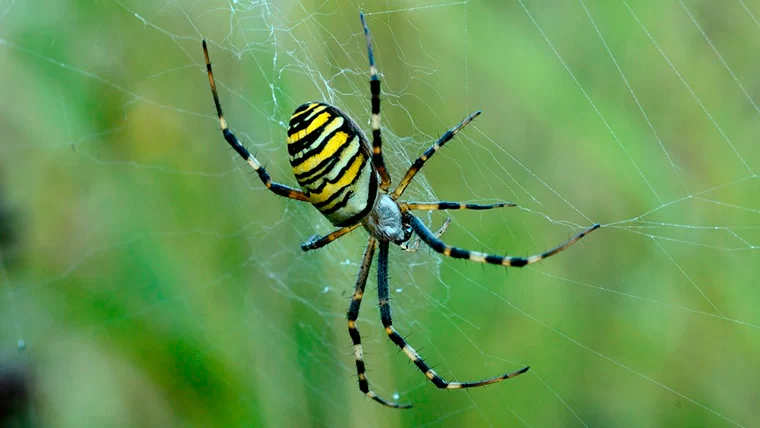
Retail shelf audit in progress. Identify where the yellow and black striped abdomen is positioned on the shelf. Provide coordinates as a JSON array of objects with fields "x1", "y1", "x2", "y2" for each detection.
[{"x1": 288, "y1": 102, "x2": 378, "y2": 227}]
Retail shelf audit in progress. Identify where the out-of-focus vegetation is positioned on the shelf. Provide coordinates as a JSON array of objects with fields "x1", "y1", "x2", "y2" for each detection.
[{"x1": 0, "y1": 0, "x2": 758, "y2": 426}]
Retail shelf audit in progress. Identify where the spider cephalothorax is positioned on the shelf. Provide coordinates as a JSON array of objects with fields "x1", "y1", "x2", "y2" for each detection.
[
  {"x1": 202, "y1": 12, "x2": 599, "y2": 409},
  {"x1": 363, "y1": 194, "x2": 410, "y2": 244}
]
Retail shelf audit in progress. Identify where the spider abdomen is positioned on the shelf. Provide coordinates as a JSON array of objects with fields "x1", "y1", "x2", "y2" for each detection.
[{"x1": 287, "y1": 102, "x2": 378, "y2": 227}]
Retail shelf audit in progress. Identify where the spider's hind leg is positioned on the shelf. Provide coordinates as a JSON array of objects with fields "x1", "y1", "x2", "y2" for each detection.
[
  {"x1": 377, "y1": 241, "x2": 529, "y2": 389},
  {"x1": 301, "y1": 224, "x2": 360, "y2": 252},
  {"x1": 348, "y1": 237, "x2": 412, "y2": 409},
  {"x1": 202, "y1": 40, "x2": 309, "y2": 202}
]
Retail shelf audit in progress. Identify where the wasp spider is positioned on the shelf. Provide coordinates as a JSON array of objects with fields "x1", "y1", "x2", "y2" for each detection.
[{"x1": 202, "y1": 12, "x2": 599, "y2": 409}]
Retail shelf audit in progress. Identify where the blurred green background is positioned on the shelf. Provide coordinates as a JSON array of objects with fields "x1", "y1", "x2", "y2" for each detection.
[{"x1": 1, "y1": 0, "x2": 759, "y2": 426}]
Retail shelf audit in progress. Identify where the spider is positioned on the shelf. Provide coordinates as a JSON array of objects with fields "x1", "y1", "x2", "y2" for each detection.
[{"x1": 202, "y1": 12, "x2": 599, "y2": 409}]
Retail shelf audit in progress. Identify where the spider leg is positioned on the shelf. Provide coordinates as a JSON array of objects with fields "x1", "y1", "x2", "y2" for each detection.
[
  {"x1": 377, "y1": 241, "x2": 529, "y2": 389},
  {"x1": 399, "y1": 202, "x2": 514, "y2": 251},
  {"x1": 203, "y1": 41, "x2": 308, "y2": 202},
  {"x1": 408, "y1": 214, "x2": 599, "y2": 267},
  {"x1": 403, "y1": 201, "x2": 516, "y2": 211},
  {"x1": 391, "y1": 111, "x2": 481, "y2": 200},
  {"x1": 300, "y1": 224, "x2": 361, "y2": 252},
  {"x1": 348, "y1": 237, "x2": 411, "y2": 409},
  {"x1": 360, "y1": 13, "x2": 391, "y2": 192},
  {"x1": 401, "y1": 218, "x2": 451, "y2": 252}
]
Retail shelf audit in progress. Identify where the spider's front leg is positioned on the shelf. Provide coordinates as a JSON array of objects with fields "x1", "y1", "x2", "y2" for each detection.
[
  {"x1": 392, "y1": 111, "x2": 481, "y2": 200},
  {"x1": 398, "y1": 201, "x2": 515, "y2": 251},
  {"x1": 360, "y1": 12, "x2": 392, "y2": 192},
  {"x1": 400, "y1": 218, "x2": 451, "y2": 252}
]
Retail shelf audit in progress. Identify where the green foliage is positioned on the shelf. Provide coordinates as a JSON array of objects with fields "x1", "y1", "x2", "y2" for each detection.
[{"x1": 0, "y1": 0, "x2": 758, "y2": 426}]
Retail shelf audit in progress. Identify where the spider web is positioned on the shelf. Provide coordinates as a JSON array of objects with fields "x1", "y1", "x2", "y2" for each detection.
[{"x1": 0, "y1": 0, "x2": 759, "y2": 426}]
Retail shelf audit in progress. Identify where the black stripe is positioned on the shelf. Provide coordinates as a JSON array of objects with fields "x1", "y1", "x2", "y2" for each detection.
[
  {"x1": 372, "y1": 129, "x2": 383, "y2": 156},
  {"x1": 431, "y1": 376, "x2": 446, "y2": 388},
  {"x1": 290, "y1": 126, "x2": 349, "y2": 173},
  {"x1": 485, "y1": 254, "x2": 504, "y2": 265},
  {"x1": 305, "y1": 151, "x2": 366, "y2": 195},
  {"x1": 223, "y1": 129, "x2": 251, "y2": 161},
  {"x1": 484, "y1": 253, "x2": 527, "y2": 267},
  {"x1": 462, "y1": 203, "x2": 507, "y2": 210},
  {"x1": 347, "y1": 295, "x2": 362, "y2": 322},
  {"x1": 312, "y1": 149, "x2": 370, "y2": 212},
  {"x1": 294, "y1": 153, "x2": 342, "y2": 186},
  {"x1": 288, "y1": 109, "x2": 330, "y2": 137},
  {"x1": 313, "y1": 182, "x2": 352, "y2": 209},
  {"x1": 289, "y1": 121, "x2": 351, "y2": 167},
  {"x1": 287, "y1": 114, "x2": 335, "y2": 156},
  {"x1": 509, "y1": 258, "x2": 528, "y2": 267},
  {"x1": 358, "y1": 378, "x2": 369, "y2": 393},
  {"x1": 348, "y1": 326, "x2": 361, "y2": 343},
  {"x1": 436, "y1": 202, "x2": 460, "y2": 210},
  {"x1": 413, "y1": 357, "x2": 428, "y2": 372},
  {"x1": 370, "y1": 80, "x2": 380, "y2": 114},
  {"x1": 317, "y1": 189, "x2": 353, "y2": 215},
  {"x1": 448, "y1": 247, "x2": 469, "y2": 259},
  {"x1": 288, "y1": 102, "x2": 319, "y2": 127},
  {"x1": 377, "y1": 241, "x2": 393, "y2": 327}
]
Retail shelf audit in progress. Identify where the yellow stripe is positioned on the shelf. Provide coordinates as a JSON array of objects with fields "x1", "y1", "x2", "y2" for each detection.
[
  {"x1": 292, "y1": 131, "x2": 350, "y2": 177},
  {"x1": 309, "y1": 152, "x2": 365, "y2": 204},
  {"x1": 289, "y1": 103, "x2": 318, "y2": 121},
  {"x1": 289, "y1": 116, "x2": 344, "y2": 162},
  {"x1": 303, "y1": 105, "x2": 328, "y2": 122},
  {"x1": 287, "y1": 111, "x2": 332, "y2": 144}
]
